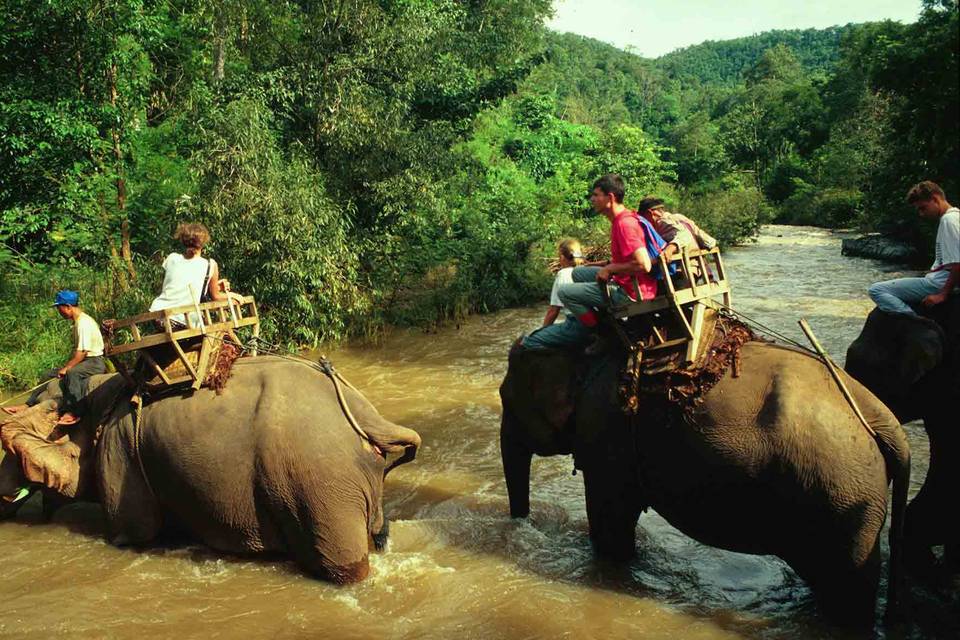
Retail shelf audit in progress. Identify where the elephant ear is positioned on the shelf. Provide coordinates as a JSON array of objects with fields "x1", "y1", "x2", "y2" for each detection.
[
  {"x1": 31, "y1": 378, "x2": 63, "y2": 404},
  {"x1": 502, "y1": 349, "x2": 578, "y2": 437},
  {"x1": 1, "y1": 401, "x2": 82, "y2": 497}
]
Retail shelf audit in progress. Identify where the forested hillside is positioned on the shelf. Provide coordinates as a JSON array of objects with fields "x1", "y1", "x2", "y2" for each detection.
[
  {"x1": 657, "y1": 26, "x2": 855, "y2": 86},
  {"x1": 535, "y1": 1, "x2": 957, "y2": 240},
  {"x1": 1, "y1": 0, "x2": 957, "y2": 392}
]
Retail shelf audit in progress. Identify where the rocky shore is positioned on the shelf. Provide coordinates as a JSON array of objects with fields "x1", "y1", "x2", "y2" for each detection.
[{"x1": 841, "y1": 233, "x2": 917, "y2": 262}]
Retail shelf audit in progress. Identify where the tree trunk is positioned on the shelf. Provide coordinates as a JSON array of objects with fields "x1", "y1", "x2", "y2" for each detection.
[
  {"x1": 213, "y1": 11, "x2": 227, "y2": 84},
  {"x1": 108, "y1": 59, "x2": 136, "y2": 281},
  {"x1": 213, "y1": 37, "x2": 225, "y2": 83}
]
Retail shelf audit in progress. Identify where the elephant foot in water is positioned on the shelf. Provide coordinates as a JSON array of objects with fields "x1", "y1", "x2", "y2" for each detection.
[
  {"x1": 789, "y1": 547, "x2": 884, "y2": 628},
  {"x1": 903, "y1": 542, "x2": 960, "y2": 587},
  {"x1": 582, "y1": 469, "x2": 640, "y2": 561},
  {"x1": 299, "y1": 553, "x2": 370, "y2": 584},
  {"x1": 372, "y1": 518, "x2": 390, "y2": 551}
]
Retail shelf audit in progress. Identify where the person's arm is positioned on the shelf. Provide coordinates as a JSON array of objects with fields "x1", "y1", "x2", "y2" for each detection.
[
  {"x1": 58, "y1": 350, "x2": 87, "y2": 377},
  {"x1": 596, "y1": 247, "x2": 652, "y2": 283},
  {"x1": 207, "y1": 259, "x2": 228, "y2": 301},
  {"x1": 541, "y1": 306, "x2": 561, "y2": 327},
  {"x1": 662, "y1": 242, "x2": 680, "y2": 262},
  {"x1": 923, "y1": 264, "x2": 960, "y2": 306}
]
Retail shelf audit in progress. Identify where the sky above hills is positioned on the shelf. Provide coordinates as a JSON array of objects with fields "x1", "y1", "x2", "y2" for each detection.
[{"x1": 548, "y1": 0, "x2": 922, "y2": 58}]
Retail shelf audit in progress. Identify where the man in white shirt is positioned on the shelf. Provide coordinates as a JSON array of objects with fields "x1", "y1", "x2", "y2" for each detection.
[
  {"x1": 868, "y1": 181, "x2": 960, "y2": 316},
  {"x1": 2, "y1": 290, "x2": 107, "y2": 425}
]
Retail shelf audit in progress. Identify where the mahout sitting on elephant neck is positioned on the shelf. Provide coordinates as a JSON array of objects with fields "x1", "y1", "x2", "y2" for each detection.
[{"x1": 847, "y1": 295, "x2": 959, "y2": 579}]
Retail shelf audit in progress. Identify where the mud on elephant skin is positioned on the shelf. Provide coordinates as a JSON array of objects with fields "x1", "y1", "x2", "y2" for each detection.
[
  {"x1": 846, "y1": 298, "x2": 960, "y2": 576},
  {"x1": 0, "y1": 356, "x2": 421, "y2": 583},
  {"x1": 500, "y1": 340, "x2": 910, "y2": 622}
]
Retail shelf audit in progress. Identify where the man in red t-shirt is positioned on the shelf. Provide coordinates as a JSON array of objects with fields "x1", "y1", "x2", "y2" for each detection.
[{"x1": 558, "y1": 174, "x2": 655, "y2": 347}]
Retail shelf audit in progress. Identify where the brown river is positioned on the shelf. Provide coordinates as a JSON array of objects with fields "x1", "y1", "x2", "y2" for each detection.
[{"x1": 0, "y1": 226, "x2": 950, "y2": 639}]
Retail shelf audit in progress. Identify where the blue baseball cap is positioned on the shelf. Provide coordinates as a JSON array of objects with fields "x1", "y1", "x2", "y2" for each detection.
[{"x1": 52, "y1": 290, "x2": 79, "y2": 306}]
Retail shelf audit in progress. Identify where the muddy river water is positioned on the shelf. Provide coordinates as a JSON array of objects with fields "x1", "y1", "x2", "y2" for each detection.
[{"x1": 0, "y1": 226, "x2": 944, "y2": 639}]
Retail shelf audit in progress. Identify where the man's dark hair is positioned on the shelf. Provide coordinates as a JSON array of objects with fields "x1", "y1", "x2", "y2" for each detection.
[
  {"x1": 593, "y1": 174, "x2": 625, "y2": 204},
  {"x1": 638, "y1": 196, "x2": 665, "y2": 212},
  {"x1": 906, "y1": 180, "x2": 945, "y2": 203}
]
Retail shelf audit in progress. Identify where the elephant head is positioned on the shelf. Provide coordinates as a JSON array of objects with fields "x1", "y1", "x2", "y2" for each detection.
[
  {"x1": 845, "y1": 309, "x2": 946, "y2": 422},
  {"x1": 0, "y1": 373, "x2": 127, "y2": 507},
  {"x1": 499, "y1": 346, "x2": 580, "y2": 518},
  {"x1": 1, "y1": 401, "x2": 84, "y2": 498}
]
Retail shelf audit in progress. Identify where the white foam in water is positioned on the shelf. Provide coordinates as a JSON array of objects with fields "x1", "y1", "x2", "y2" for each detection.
[
  {"x1": 332, "y1": 593, "x2": 362, "y2": 611},
  {"x1": 369, "y1": 552, "x2": 456, "y2": 582}
]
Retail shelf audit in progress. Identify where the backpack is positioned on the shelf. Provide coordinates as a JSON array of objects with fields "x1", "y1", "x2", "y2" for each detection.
[{"x1": 635, "y1": 214, "x2": 678, "y2": 280}]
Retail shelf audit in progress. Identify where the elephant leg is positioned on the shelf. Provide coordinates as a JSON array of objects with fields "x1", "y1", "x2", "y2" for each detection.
[
  {"x1": 904, "y1": 487, "x2": 940, "y2": 575},
  {"x1": 905, "y1": 414, "x2": 958, "y2": 574},
  {"x1": 789, "y1": 543, "x2": 881, "y2": 626},
  {"x1": 372, "y1": 518, "x2": 389, "y2": 552},
  {"x1": 582, "y1": 467, "x2": 639, "y2": 560},
  {"x1": 40, "y1": 488, "x2": 69, "y2": 522},
  {"x1": 284, "y1": 508, "x2": 371, "y2": 584},
  {"x1": 97, "y1": 418, "x2": 163, "y2": 546},
  {"x1": 500, "y1": 422, "x2": 532, "y2": 519},
  {"x1": 944, "y1": 541, "x2": 960, "y2": 575}
]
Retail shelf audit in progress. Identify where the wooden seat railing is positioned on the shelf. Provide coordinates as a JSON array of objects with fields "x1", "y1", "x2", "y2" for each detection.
[
  {"x1": 105, "y1": 295, "x2": 260, "y2": 390},
  {"x1": 609, "y1": 246, "x2": 731, "y2": 364}
]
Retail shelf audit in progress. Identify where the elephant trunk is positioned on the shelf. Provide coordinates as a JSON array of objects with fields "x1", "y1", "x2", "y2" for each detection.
[{"x1": 500, "y1": 415, "x2": 532, "y2": 519}]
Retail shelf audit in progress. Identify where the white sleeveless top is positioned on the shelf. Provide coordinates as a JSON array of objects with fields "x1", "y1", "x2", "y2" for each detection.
[{"x1": 150, "y1": 253, "x2": 215, "y2": 322}]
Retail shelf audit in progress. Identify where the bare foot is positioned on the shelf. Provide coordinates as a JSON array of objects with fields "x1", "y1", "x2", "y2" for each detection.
[
  {"x1": 1, "y1": 404, "x2": 27, "y2": 415},
  {"x1": 56, "y1": 413, "x2": 80, "y2": 426}
]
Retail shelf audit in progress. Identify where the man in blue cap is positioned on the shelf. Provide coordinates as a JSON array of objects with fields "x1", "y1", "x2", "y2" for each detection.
[{"x1": 2, "y1": 290, "x2": 106, "y2": 425}]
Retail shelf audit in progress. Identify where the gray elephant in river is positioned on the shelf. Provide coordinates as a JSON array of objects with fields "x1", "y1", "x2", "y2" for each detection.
[
  {"x1": 846, "y1": 298, "x2": 960, "y2": 575},
  {"x1": 500, "y1": 340, "x2": 910, "y2": 620},
  {"x1": 0, "y1": 356, "x2": 421, "y2": 583}
]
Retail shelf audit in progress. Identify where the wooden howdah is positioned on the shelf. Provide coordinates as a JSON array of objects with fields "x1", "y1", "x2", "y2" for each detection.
[
  {"x1": 104, "y1": 295, "x2": 260, "y2": 391},
  {"x1": 608, "y1": 246, "x2": 732, "y2": 371}
]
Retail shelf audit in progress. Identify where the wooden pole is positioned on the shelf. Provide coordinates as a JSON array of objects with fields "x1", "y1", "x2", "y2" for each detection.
[{"x1": 798, "y1": 318, "x2": 876, "y2": 437}]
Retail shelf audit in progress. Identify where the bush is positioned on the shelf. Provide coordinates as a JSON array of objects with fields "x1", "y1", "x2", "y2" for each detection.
[
  {"x1": 677, "y1": 186, "x2": 774, "y2": 246},
  {"x1": 780, "y1": 184, "x2": 863, "y2": 227}
]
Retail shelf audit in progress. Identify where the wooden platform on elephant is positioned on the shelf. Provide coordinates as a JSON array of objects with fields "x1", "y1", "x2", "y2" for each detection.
[
  {"x1": 104, "y1": 295, "x2": 260, "y2": 392},
  {"x1": 608, "y1": 246, "x2": 731, "y2": 373}
]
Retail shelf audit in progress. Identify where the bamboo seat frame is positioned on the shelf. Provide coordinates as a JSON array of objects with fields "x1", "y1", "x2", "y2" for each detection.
[
  {"x1": 609, "y1": 246, "x2": 731, "y2": 366},
  {"x1": 105, "y1": 295, "x2": 260, "y2": 391}
]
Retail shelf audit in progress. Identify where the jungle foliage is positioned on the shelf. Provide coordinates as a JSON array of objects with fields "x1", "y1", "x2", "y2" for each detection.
[{"x1": 1, "y1": 0, "x2": 957, "y2": 391}]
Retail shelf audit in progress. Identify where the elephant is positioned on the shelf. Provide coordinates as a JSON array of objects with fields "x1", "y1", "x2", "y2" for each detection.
[
  {"x1": 500, "y1": 338, "x2": 910, "y2": 621},
  {"x1": 0, "y1": 355, "x2": 421, "y2": 583},
  {"x1": 846, "y1": 297, "x2": 960, "y2": 575}
]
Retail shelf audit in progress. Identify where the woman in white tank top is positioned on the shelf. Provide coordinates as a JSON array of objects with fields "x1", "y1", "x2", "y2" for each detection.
[{"x1": 150, "y1": 222, "x2": 230, "y2": 324}]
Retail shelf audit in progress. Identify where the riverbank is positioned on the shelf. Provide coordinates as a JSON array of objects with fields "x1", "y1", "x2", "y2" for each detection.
[{"x1": 841, "y1": 233, "x2": 919, "y2": 263}]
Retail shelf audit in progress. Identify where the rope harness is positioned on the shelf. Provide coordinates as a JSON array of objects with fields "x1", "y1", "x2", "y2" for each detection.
[
  {"x1": 130, "y1": 392, "x2": 158, "y2": 500},
  {"x1": 315, "y1": 356, "x2": 374, "y2": 446}
]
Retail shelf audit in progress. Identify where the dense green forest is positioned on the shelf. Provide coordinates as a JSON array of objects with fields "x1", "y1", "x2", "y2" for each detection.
[
  {"x1": 658, "y1": 26, "x2": 856, "y2": 86},
  {"x1": 1, "y1": 0, "x2": 957, "y2": 391}
]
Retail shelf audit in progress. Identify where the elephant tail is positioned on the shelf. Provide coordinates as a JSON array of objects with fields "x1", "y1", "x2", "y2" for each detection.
[
  {"x1": 378, "y1": 425, "x2": 421, "y2": 477},
  {"x1": 874, "y1": 419, "x2": 910, "y2": 620}
]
